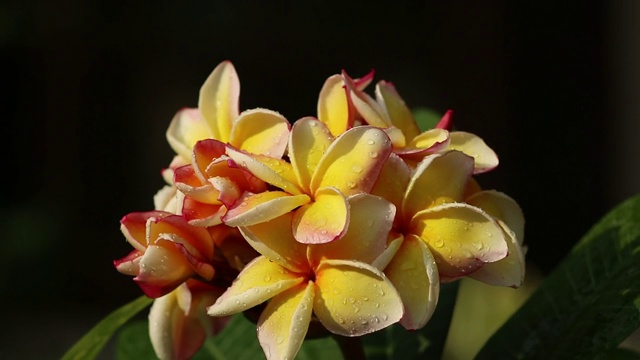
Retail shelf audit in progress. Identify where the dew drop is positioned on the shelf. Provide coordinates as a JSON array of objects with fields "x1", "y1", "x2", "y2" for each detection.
[
  {"x1": 348, "y1": 297, "x2": 356, "y2": 304},
  {"x1": 333, "y1": 289, "x2": 340, "y2": 295},
  {"x1": 352, "y1": 165, "x2": 363, "y2": 173},
  {"x1": 276, "y1": 336, "x2": 284, "y2": 344},
  {"x1": 368, "y1": 151, "x2": 378, "y2": 158},
  {"x1": 381, "y1": 313, "x2": 389, "y2": 321},
  {"x1": 434, "y1": 238, "x2": 445, "y2": 248},
  {"x1": 374, "y1": 302, "x2": 380, "y2": 308},
  {"x1": 346, "y1": 180, "x2": 357, "y2": 189},
  {"x1": 362, "y1": 296, "x2": 369, "y2": 301},
  {"x1": 264, "y1": 274, "x2": 272, "y2": 282}
]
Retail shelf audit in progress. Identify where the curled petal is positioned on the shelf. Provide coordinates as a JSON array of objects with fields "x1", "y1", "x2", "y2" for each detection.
[
  {"x1": 192, "y1": 139, "x2": 227, "y2": 180},
  {"x1": 226, "y1": 147, "x2": 303, "y2": 195},
  {"x1": 383, "y1": 127, "x2": 407, "y2": 148},
  {"x1": 120, "y1": 211, "x2": 171, "y2": 251},
  {"x1": 375, "y1": 81, "x2": 421, "y2": 141},
  {"x1": 258, "y1": 282, "x2": 314, "y2": 360},
  {"x1": 343, "y1": 71, "x2": 391, "y2": 128},
  {"x1": 198, "y1": 61, "x2": 239, "y2": 142},
  {"x1": 223, "y1": 191, "x2": 310, "y2": 227},
  {"x1": 181, "y1": 198, "x2": 225, "y2": 227},
  {"x1": 154, "y1": 185, "x2": 178, "y2": 212},
  {"x1": 410, "y1": 203, "x2": 508, "y2": 279},
  {"x1": 466, "y1": 190, "x2": 525, "y2": 245},
  {"x1": 135, "y1": 244, "x2": 194, "y2": 298},
  {"x1": 311, "y1": 126, "x2": 392, "y2": 196},
  {"x1": 166, "y1": 108, "x2": 214, "y2": 161},
  {"x1": 384, "y1": 234, "x2": 439, "y2": 330},
  {"x1": 229, "y1": 109, "x2": 290, "y2": 157},
  {"x1": 289, "y1": 118, "x2": 334, "y2": 193},
  {"x1": 446, "y1": 131, "x2": 499, "y2": 174},
  {"x1": 307, "y1": 193, "x2": 394, "y2": 266},
  {"x1": 114, "y1": 250, "x2": 143, "y2": 276},
  {"x1": 313, "y1": 259, "x2": 403, "y2": 336},
  {"x1": 468, "y1": 223, "x2": 526, "y2": 287},
  {"x1": 317, "y1": 75, "x2": 352, "y2": 137},
  {"x1": 399, "y1": 128, "x2": 450, "y2": 160},
  {"x1": 174, "y1": 165, "x2": 220, "y2": 204},
  {"x1": 292, "y1": 187, "x2": 348, "y2": 244},
  {"x1": 239, "y1": 213, "x2": 310, "y2": 273},
  {"x1": 148, "y1": 215, "x2": 214, "y2": 261},
  {"x1": 372, "y1": 232, "x2": 404, "y2": 270},
  {"x1": 207, "y1": 256, "x2": 304, "y2": 316},
  {"x1": 402, "y1": 151, "x2": 474, "y2": 221}
]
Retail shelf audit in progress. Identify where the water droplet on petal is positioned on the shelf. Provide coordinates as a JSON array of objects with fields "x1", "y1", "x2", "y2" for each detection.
[
  {"x1": 434, "y1": 238, "x2": 445, "y2": 248},
  {"x1": 264, "y1": 274, "x2": 272, "y2": 282},
  {"x1": 276, "y1": 336, "x2": 284, "y2": 344},
  {"x1": 381, "y1": 313, "x2": 389, "y2": 321},
  {"x1": 367, "y1": 139, "x2": 375, "y2": 145},
  {"x1": 368, "y1": 151, "x2": 378, "y2": 158}
]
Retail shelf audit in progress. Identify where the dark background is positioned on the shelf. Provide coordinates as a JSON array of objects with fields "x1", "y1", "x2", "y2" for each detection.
[{"x1": 2, "y1": 1, "x2": 639, "y2": 358}]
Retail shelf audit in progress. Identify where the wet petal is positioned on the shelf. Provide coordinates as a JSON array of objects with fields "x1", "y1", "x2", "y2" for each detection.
[
  {"x1": 135, "y1": 244, "x2": 193, "y2": 298},
  {"x1": 166, "y1": 108, "x2": 214, "y2": 161},
  {"x1": 198, "y1": 61, "x2": 239, "y2": 142},
  {"x1": 226, "y1": 147, "x2": 304, "y2": 195},
  {"x1": 149, "y1": 215, "x2": 214, "y2": 261},
  {"x1": 384, "y1": 234, "x2": 439, "y2": 330},
  {"x1": 372, "y1": 232, "x2": 404, "y2": 270},
  {"x1": 446, "y1": 131, "x2": 498, "y2": 174},
  {"x1": 258, "y1": 282, "x2": 314, "y2": 360},
  {"x1": 313, "y1": 259, "x2": 403, "y2": 336},
  {"x1": 370, "y1": 153, "x2": 411, "y2": 215},
  {"x1": 192, "y1": 139, "x2": 227, "y2": 179},
  {"x1": 308, "y1": 193, "x2": 394, "y2": 266},
  {"x1": 207, "y1": 256, "x2": 304, "y2": 316},
  {"x1": 402, "y1": 151, "x2": 474, "y2": 221},
  {"x1": 114, "y1": 249, "x2": 142, "y2": 276},
  {"x1": 223, "y1": 191, "x2": 310, "y2": 227},
  {"x1": 239, "y1": 212, "x2": 311, "y2": 273},
  {"x1": 174, "y1": 165, "x2": 220, "y2": 204},
  {"x1": 292, "y1": 187, "x2": 348, "y2": 244},
  {"x1": 311, "y1": 126, "x2": 392, "y2": 196},
  {"x1": 229, "y1": 108, "x2": 290, "y2": 157},
  {"x1": 317, "y1": 75, "x2": 352, "y2": 137},
  {"x1": 399, "y1": 128, "x2": 450, "y2": 160},
  {"x1": 181, "y1": 198, "x2": 225, "y2": 227},
  {"x1": 120, "y1": 211, "x2": 171, "y2": 251},
  {"x1": 154, "y1": 185, "x2": 177, "y2": 212},
  {"x1": 466, "y1": 190, "x2": 525, "y2": 245},
  {"x1": 410, "y1": 203, "x2": 508, "y2": 279},
  {"x1": 343, "y1": 71, "x2": 391, "y2": 128},
  {"x1": 288, "y1": 118, "x2": 334, "y2": 193},
  {"x1": 375, "y1": 81, "x2": 421, "y2": 141},
  {"x1": 468, "y1": 223, "x2": 525, "y2": 287}
]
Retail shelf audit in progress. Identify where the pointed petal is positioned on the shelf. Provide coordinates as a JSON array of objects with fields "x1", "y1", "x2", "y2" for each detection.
[
  {"x1": 468, "y1": 223, "x2": 526, "y2": 287},
  {"x1": 292, "y1": 187, "x2": 348, "y2": 244},
  {"x1": 308, "y1": 193, "x2": 394, "y2": 266},
  {"x1": 410, "y1": 203, "x2": 508, "y2": 279},
  {"x1": 466, "y1": 190, "x2": 525, "y2": 245},
  {"x1": 311, "y1": 126, "x2": 392, "y2": 196},
  {"x1": 223, "y1": 191, "x2": 310, "y2": 227},
  {"x1": 371, "y1": 153, "x2": 411, "y2": 216},
  {"x1": 317, "y1": 75, "x2": 352, "y2": 137},
  {"x1": 258, "y1": 282, "x2": 314, "y2": 360},
  {"x1": 288, "y1": 117, "x2": 334, "y2": 193},
  {"x1": 114, "y1": 249, "x2": 142, "y2": 276},
  {"x1": 229, "y1": 108, "x2": 290, "y2": 157},
  {"x1": 207, "y1": 256, "x2": 304, "y2": 316},
  {"x1": 399, "y1": 128, "x2": 450, "y2": 160},
  {"x1": 166, "y1": 108, "x2": 214, "y2": 160},
  {"x1": 135, "y1": 244, "x2": 194, "y2": 298},
  {"x1": 198, "y1": 61, "x2": 240, "y2": 142},
  {"x1": 375, "y1": 81, "x2": 421, "y2": 141},
  {"x1": 313, "y1": 259, "x2": 403, "y2": 336},
  {"x1": 435, "y1": 110, "x2": 453, "y2": 130},
  {"x1": 447, "y1": 131, "x2": 499, "y2": 174},
  {"x1": 402, "y1": 151, "x2": 474, "y2": 221},
  {"x1": 239, "y1": 212, "x2": 311, "y2": 273},
  {"x1": 342, "y1": 71, "x2": 391, "y2": 128},
  {"x1": 226, "y1": 147, "x2": 304, "y2": 195},
  {"x1": 384, "y1": 234, "x2": 439, "y2": 330}
]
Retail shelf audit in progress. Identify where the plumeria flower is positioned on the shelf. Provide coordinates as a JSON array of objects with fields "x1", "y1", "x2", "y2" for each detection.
[
  {"x1": 317, "y1": 71, "x2": 498, "y2": 173},
  {"x1": 149, "y1": 280, "x2": 229, "y2": 360},
  {"x1": 207, "y1": 194, "x2": 403, "y2": 360},
  {"x1": 114, "y1": 211, "x2": 215, "y2": 297},
  {"x1": 223, "y1": 118, "x2": 392, "y2": 244},
  {"x1": 371, "y1": 150, "x2": 524, "y2": 330}
]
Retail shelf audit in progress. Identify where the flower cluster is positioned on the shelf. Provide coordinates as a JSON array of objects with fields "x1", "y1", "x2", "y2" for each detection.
[{"x1": 115, "y1": 61, "x2": 525, "y2": 360}]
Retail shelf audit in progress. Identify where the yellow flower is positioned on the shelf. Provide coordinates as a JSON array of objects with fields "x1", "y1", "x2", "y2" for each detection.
[
  {"x1": 222, "y1": 118, "x2": 392, "y2": 244},
  {"x1": 207, "y1": 194, "x2": 403, "y2": 360}
]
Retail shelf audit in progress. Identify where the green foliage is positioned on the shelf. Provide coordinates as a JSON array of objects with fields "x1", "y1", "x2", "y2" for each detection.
[
  {"x1": 476, "y1": 195, "x2": 640, "y2": 359},
  {"x1": 413, "y1": 107, "x2": 442, "y2": 131},
  {"x1": 61, "y1": 296, "x2": 152, "y2": 360}
]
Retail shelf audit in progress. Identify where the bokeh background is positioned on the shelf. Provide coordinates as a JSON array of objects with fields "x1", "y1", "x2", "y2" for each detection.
[{"x1": 2, "y1": 1, "x2": 639, "y2": 358}]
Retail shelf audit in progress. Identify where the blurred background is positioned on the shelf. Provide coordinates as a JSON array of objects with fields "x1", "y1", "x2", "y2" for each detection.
[{"x1": 1, "y1": 1, "x2": 639, "y2": 358}]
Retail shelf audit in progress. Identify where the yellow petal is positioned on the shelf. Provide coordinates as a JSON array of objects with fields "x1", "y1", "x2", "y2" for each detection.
[
  {"x1": 466, "y1": 190, "x2": 525, "y2": 245},
  {"x1": 384, "y1": 234, "x2": 439, "y2": 330},
  {"x1": 313, "y1": 259, "x2": 403, "y2": 336},
  {"x1": 399, "y1": 128, "x2": 450, "y2": 161},
  {"x1": 370, "y1": 153, "x2": 411, "y2": 217},
  {"x1": 136, "y1": 244, "x2": 193, "y2": 297},
  {"x1": 223, "y1": 191, "x2": 310, "y2": 227},
  {"x1": 307, "y1": 193, "x2": 394, "y2": 266},
  {"x1": 239, "y1": 213, "x2": 311, "y2": 273},
  {"x1": 317, "y1": 75, "x2": 351, "y2": 137},
  {"x1": 288, "y1": 117, "x2": 334, "y2": 193},
  {"x1": 384, "y1": 127, "x2": 407, "y2": 148},
  {"x1": 342, "y1": 72, "x2": 391, "y2": 128},
  {"x1": 402, "y1": 151, "x2": 474, "y2": 221},
  {"x1": 292, "y1": 187, "x2": 348, "y2": 244},
  {"x1": 166, "y1": 108, "x2": 214, "y2": 161},
  {"x1": 410, "y1": 203, "x2": 508, "y2": 279},
  {"x1": 468, "y1": 223, "x2": 525, "y2": 287},
  {"x1": 446, "y1": 131, "x2": 498, "y2": 174},
  {"x1": 229, "y1": 108, "x2": 290, "y2": 157},
  {"x1": 372, "y1": 232, "x2": 404, "y2": 270},
  {"x1": 311, "y1": 126, "x2": 392, "y2": 196},
  {"x1": 258, "y1": 282, "x2": 314, "y2": 360},
  {"x1": 207, "y1": 256, "x2": 304, "y2": 316},
  {"x1": 375, "y1": 81, "x2": 421, "y2": 141},
  {"x1": 198, "y1": 61, "x2": 239, "y2": 142},
  {"x1": 226, "y1": 147, "x2": 304, "y2": 195}
]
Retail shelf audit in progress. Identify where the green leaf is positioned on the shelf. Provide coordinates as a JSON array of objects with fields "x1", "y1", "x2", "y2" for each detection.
[
  {"x1": 62, "y1": 295, "x2": 153, "y2": 360},
  {"x1": 477, "y1": 195, "x2": 640, "y2": 359},
  {"x1": 413, "y1": 107, "x2": 442, "y2": 132},
  {"x1": 362, "y1": 281, "x2": 459, "y2": 359}
]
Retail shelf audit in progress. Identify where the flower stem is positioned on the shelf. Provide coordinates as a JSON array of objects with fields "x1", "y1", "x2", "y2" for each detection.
[{"x1": 333, "y1": 335, "x2": 366, "y2": 360}]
